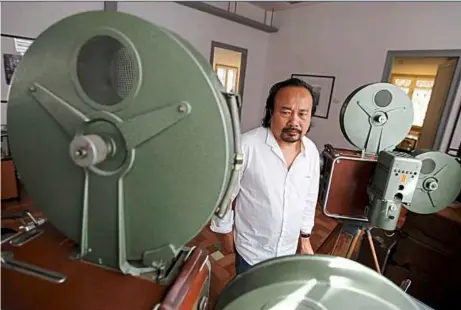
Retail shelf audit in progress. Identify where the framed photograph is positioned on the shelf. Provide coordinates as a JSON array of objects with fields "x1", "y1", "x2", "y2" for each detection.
[
  {"x1": 1, "y1": 34, "x2": 35, "y2": 103},
  {"x1": 291, "y1": 73, "x2": 335, "y2": 119}
]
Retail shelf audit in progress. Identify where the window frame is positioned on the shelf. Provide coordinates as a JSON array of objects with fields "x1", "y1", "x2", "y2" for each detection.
[
  {"x1": 391, "y1": 73, "x2": 436, "y2": 129},
  {"x1": 214, "y1": 63, "x2": 239, "y2": 93}
]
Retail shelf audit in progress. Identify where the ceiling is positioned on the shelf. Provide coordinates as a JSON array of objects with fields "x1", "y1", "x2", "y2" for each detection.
[{"x1": 250, "y1": 1, "x2": 317, "y2": 11}]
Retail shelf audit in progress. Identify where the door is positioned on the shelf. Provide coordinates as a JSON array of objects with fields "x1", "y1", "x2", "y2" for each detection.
[{"x1": 417, "y1": 58, "x2": 457, "y2": 149}]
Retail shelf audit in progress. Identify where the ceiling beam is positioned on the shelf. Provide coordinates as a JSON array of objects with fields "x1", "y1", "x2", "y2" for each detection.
[
  {"x1": 104, "y1": 1, "x2": 117, "y2": 11},
  {"x1": 175, "y1": 2, "x2": 278, "y2": 33}
]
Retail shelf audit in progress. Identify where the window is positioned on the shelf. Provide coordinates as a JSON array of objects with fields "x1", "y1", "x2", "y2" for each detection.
[
  {"x1": 391, "y1": 74, "x2": 435, "y2": 127},
  {"x1": 215, "y1": 64, "x2": 239, "y2": 93}
]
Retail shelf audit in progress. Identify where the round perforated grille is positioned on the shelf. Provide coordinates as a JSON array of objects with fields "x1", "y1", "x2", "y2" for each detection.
[
  {"x1": 374, "y1": 89, "x2": 393, "y2": 107},
  {"x1": 421, "y1": 158, "x2": 436, "y2": 175},
  {"x1": 77, "y1": 35, "x2": 135, "y2": 106}
]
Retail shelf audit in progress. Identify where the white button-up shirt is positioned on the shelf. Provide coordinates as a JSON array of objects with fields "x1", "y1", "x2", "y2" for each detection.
[{"x1": 210, "y1": 126, "x2": 320, "y2": 266}]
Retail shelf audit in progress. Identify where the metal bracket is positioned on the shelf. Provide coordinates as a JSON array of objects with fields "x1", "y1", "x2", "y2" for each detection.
[
  {"x1": 0, "y1": 212, "x2": 66, "y2": 284},
  {"x1": 215, "y1": 92, "x2": 243, "y2": 219},
  {"x1": 1, "y1": 212, "x2": 46, "y2": 247},
  {"x1": 10, "y1": 229, "x2": 44, "y2": 247},
  {"x1": 1, "y1": 252, "x2": 66, "y2": 283}
]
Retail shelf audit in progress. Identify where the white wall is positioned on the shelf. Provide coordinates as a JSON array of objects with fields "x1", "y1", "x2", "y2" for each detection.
[
  {"x1": 118, "y1": 2, "x2": 271, "y2": 132},
  {"x1": 265, "y1": 2, "x2": 461, "y2": 151},
  {"x1": 1, "y1": 1, "x2": 104, "y2": 37}
]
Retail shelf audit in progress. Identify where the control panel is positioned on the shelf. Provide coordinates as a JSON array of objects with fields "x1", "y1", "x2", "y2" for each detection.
[{"x1": 367, "y1": 151, "x2": 422, "y2": 230}]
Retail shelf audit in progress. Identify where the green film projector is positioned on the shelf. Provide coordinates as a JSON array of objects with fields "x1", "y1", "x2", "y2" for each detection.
[
  {"x1": 339, "y1": 83, "x2": 461, "y2": 231},
  {"x1": 0, "y1": 10, "x2": 435, "y2": 310}
]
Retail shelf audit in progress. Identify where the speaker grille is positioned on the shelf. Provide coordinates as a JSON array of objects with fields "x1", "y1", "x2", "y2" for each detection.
[
  {"x1": 77, "y1": 35, "x2": 135, "y2": 106},
  {"x1": 421, "y1": 158, "x2": 436, "y2": 175}
]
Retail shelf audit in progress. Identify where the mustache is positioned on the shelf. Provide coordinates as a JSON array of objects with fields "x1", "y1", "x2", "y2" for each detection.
[{"x1": 282, "y1": 127, "x2": 301, "y2": 134}]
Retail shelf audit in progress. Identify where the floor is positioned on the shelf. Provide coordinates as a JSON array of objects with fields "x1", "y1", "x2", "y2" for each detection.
[{"x1": 2, "y1": 191, "x2": 337, "y2": 308}]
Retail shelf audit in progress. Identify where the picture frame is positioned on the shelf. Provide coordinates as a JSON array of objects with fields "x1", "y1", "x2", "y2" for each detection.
[
  {"x1": 291, "y1": 73, "x2": 335, "y2": 119},
  {"x1": 1, "y1": 33, "x2": 35, "y2": 103},
  {"x1": 1, "y1": 33, "x2": 35, "y2": 126}
]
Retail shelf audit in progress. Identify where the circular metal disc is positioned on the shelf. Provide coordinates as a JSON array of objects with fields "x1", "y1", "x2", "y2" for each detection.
[
  {"x1": 215, "y1": 255, "x2": 418, "y2": 310},
  {"x1": 7, "y1": 12, "x2": 235, "y2": 263},
  {"x1": 408, "y1": 151, "x2": 461, "y2": 214},
  {"x1": 340, "y1": 83, "x2": 414, "y2": 154}
]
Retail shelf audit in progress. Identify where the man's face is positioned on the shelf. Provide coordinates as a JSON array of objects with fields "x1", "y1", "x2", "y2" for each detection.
[{"x1": 270, "y1": 86, "x2": 313, "y2": 143}]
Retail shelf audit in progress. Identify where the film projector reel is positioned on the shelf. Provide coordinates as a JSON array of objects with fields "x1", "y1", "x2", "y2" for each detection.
[
  {"x1": 0, "y1": 10, "x2": 440, "y2": 310},
  {"x1": 317, "y1": 83, "x2": 461, "y2": 272}
]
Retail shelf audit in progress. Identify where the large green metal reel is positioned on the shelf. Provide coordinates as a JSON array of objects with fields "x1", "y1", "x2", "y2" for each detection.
[
  {"x1": 215, "y1": 255, "x2": 419, "y2": 310},
  {"x1": 7, "y1": 11, "x2": 240, "y2": 274},
  {"x1": 408, "y1": 150, "x2": 461, "y2": 214},
  {"x1": 340, "y1": 83, "x2": 414, "y2": 154}
]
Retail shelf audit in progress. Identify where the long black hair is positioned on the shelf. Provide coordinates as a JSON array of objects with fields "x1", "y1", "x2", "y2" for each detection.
[{"x1": 262, "y1": 77, "x2": 319, "y2": 128}]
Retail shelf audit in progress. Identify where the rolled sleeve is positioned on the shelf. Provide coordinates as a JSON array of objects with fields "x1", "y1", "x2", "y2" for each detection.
[
  {"x1": 210, "y1": 209, "x2": 234, "y2": 234},
  {"x1": 301, "y1": 151, "x2": 320, "y2": 234}
]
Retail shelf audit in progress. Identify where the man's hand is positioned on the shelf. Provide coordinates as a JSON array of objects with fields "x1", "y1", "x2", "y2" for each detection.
[
  {"x1": 223, "y1": 232, "x2": 235, "y2": 254},
  {"x1": 299, "y1": 237, "x2": 314, "y2": 255}
]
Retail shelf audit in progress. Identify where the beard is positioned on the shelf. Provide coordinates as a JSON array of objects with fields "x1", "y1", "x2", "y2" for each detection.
[{"x1": 280, "y1": 127, "x2": 302, "y2": 143}]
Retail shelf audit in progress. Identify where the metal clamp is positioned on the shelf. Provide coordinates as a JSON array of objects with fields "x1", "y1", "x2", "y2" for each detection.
[
  {"x1": 1, "y1": 251, "x2": 67, "y2": 284},
  {"x1": 215, "y1": 92, "x2": 243, "y2": 219},
  {"x1": 1, "y1": 212, "x2": 46, "y2": 247}
]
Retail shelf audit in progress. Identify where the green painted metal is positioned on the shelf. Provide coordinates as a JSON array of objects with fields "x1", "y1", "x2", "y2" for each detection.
[
  {"x1": 7, "y1": 11, "x2": 240, "y2": 276},
  {"x1": 409, "y1": 150, "x2": 461, "y2": 214},
  {"x1": 215, "y1": 255, "x2": 419, "y2": 310},
  {"x1": 340, "y1": 83, "x2": 414, "y2": 154}
]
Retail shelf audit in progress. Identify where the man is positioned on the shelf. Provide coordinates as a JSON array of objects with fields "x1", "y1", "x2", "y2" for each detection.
[{"x1": 210, "y1": 77, "x2": 321, "y2": 275}]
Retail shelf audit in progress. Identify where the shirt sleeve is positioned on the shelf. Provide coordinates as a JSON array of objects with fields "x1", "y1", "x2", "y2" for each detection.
[
  {"x1": 209, "y1": 184, "x2": 240, "y2": 234},
  {"x1": 301, "y1": 149, "x2": 320, "y2": 235},
  {"x1": 210, "y1": 142, "x2": 246, "y2": 234}
]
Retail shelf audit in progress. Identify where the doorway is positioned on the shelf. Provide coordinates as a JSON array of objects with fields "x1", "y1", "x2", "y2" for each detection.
[
  {"x1": 382, "y1": 51, "x2": 461, "y2": 152},
  {"x1": 209, "y1": 41, "x2": 248, "y2": 114}
]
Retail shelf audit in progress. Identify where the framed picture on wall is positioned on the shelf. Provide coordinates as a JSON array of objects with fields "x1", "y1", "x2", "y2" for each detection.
[
  {"x1": 1, "y1": 34, "x2": 35, "y2": 103},
  {"x1": 291, "y1": 73, "x2": 335, "y2": 119}
]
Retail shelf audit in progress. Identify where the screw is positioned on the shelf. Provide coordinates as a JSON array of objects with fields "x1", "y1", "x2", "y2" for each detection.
[
  {"x1": 178, "y1": 104, "x2": 187, "y2": 113},
  {"x1": 75, "y1": 148, "x2": 88, "y2": 158}
]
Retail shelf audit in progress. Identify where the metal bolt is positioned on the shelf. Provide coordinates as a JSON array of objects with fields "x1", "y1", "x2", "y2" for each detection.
[
  {"x1": 75, "y1": 148, "x2": 88, "y2": 158},
  {"x1": 178, "y1": 104, "x2": 187, "y2": 113},
  {"x1": 423, "y1": 178, "x2": 438, "y2": 192}
]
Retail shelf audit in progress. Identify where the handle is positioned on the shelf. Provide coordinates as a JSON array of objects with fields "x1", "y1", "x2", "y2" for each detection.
[
  {"x1": 1, "y1": 252, "x2": 67, "y2": 283},
  {"x1": 215, "y1": 93, "x2": 243, "y2": 219}
]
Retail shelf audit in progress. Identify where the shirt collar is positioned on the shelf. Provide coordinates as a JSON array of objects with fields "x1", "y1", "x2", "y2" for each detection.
[{"x1": 265, "y1": 127, "x2": 308, "y2": 157}]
